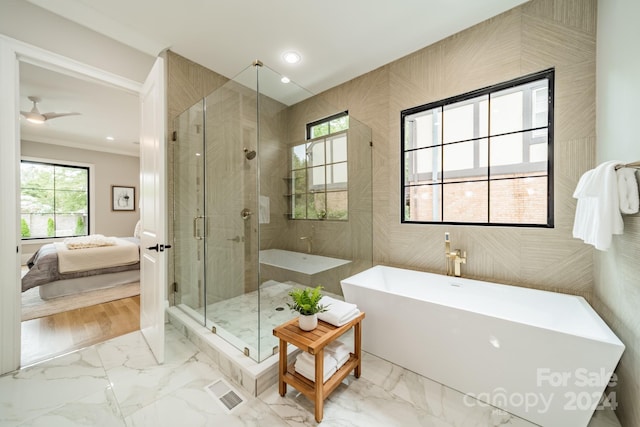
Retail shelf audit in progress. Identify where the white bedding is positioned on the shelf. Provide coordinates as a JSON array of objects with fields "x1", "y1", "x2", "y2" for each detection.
[
  {"x1": 55, "y1": 237, "x2": 139, "y2": 273},
  {"x1": 39, "y1": 270, "x2": 140, "y2": 300}
]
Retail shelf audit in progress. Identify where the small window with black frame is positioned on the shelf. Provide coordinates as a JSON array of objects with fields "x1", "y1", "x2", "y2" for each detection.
[{"x1": 290, "y1": 112, "x2": 349, "y2": 220}]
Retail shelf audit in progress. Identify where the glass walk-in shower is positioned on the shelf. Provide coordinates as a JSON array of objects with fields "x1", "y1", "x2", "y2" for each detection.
[{"x1": 172, "y1": 62, "x2": 372, "y2": 362}]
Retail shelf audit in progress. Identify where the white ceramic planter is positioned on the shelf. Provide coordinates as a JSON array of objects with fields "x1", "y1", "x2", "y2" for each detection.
[{"x1": 298, "y1": 314, "x2": 318, "y2": 331}]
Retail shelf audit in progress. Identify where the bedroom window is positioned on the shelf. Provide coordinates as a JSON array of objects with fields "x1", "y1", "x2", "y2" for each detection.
[
  {"x1": 20, "y1": 160, "x2": 91, "y2": 239},
  {"x1": 290, "y1": 112, "x2": 349, "y2": 220},
  {"x1": 401, "y1": 69, "x2": 554, "y2": 227}
]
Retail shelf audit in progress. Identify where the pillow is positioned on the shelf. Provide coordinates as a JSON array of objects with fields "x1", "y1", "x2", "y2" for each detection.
[{"x1": 134, "y1": 220, "x2": 142, "y2": 238}]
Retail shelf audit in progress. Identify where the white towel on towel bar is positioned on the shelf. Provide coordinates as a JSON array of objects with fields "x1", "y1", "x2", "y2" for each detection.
[
  {"x1": 617, "y1": 167, "x2": 639, "y2": 214},
  {"x1": 317, "y1": 296, "x2": 360, "y2": 326},
  {"x1": 573, "y1": 160, "x2": 624, "y2": 251}
]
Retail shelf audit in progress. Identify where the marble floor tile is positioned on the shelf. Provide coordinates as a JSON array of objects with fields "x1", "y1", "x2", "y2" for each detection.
[
  {"x1": 0, "y1": 347, "x2": 110, "y2": 427},
  {"x1": 125, "y1": 378, "x2": 290, "y2": 427},
  {"x1": 99, "y1": 326, "x2": 221, "y2": 417},
  {"x1": 358, "y1": 352, "x2": 536, "y2": 426},
  {"x1": 15, "y1": 385, "x2": 125, "y2": 427},
  {"x1": 0, "y1": 322, "x2": 621, "y2": 427}
]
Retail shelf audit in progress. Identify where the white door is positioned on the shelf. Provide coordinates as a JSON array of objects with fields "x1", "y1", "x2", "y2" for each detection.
[{"x1": 139, "y1": 57, "x2": 167, "y2": 363}]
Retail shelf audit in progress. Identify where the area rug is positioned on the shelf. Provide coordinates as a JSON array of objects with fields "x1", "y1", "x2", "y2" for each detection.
[{"x1": 21, "y1": 282, "x2": 140, "y2": 321}]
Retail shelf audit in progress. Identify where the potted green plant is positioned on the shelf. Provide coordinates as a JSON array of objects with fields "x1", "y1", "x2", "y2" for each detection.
[{"x1": 287, "y1": 285, "x2": 329, "y2": 331}]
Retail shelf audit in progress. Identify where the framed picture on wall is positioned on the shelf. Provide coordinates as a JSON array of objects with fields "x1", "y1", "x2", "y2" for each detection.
[{"x1": 112, "y1": 185, "x2": 135, "y2": 211}]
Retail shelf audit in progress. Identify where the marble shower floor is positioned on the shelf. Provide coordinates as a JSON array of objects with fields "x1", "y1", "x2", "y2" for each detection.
[
  {"x1": 0, "y1": 324, "x2": 620, "y2": 427},
  {"x1": 191, "y1": 280, "x2": 342, "y2": 360}
]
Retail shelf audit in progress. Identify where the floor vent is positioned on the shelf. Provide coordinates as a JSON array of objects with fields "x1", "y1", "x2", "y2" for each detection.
[{"x1": 204, "y1": 379, "x2": 245, "y2": 413}]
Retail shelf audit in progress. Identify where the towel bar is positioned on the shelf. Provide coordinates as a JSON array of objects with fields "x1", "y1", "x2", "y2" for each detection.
[{"x1": 615, "y1": 161, "x2": 640, "y2": 170}]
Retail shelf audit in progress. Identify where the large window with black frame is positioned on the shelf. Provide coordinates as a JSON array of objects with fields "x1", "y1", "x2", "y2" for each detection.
[
  {"x1": 401, "y1": 69, "x2": 554, "y2": 227},
  {"x1": 20, "y1": 160, "x2": 90, "y2": 239}
]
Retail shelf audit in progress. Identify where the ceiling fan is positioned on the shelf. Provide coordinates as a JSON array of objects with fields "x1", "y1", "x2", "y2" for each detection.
[{"x1": 20, "y1": 96, "x2": 80, "y2": 124}]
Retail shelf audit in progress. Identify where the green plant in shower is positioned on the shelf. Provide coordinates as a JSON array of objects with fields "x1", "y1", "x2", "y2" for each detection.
[{"x1": 287, "y1": 285, "x2": 329, "y2": 316}]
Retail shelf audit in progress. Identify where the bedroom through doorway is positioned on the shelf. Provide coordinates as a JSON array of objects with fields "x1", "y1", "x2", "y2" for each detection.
[{"x1": 18, "y1": 61, "x2": 143, "y2": 367}]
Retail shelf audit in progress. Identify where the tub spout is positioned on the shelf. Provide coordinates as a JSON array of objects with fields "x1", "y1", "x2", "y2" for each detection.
[
  {"x1": 445, "y1": 232, "x2": 451, "y2": 275},
  {"x1": 453, "y1": 250, "x2": 466, "y2": 277},
  {"x1": 445, "y1": 233, "x2": 466, "y2": 277},
  {"x1": 300, "y1": 236, "x2": 312, "y2": 254}
]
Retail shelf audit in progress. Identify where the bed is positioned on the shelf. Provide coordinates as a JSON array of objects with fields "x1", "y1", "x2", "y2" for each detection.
[{"x1": 22, "y1": 235, "x2": 140, "y2": 300}]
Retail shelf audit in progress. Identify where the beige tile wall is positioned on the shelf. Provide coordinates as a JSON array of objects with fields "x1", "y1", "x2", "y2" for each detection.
[
  {"x1": 164, "y1": 1, "x2": 600, "y2": 295},
  {"x1": 310, "y1": 0, "x2": 597, "y2": 297}
]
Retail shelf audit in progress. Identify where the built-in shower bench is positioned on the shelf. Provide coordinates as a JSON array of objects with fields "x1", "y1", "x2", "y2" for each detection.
[{"x1": 273, "y1": 312, "x2": 365, "y2": 422}]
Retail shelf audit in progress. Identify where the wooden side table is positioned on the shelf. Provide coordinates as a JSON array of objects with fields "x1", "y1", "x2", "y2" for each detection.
[{"x1": 273, "y1": 312, "x2": 365, "y2": 422}]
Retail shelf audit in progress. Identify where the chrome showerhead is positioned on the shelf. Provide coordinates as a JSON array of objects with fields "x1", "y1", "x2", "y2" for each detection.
[{"x1": 244, "y1": 148, "x2": 256, "y2": 160}]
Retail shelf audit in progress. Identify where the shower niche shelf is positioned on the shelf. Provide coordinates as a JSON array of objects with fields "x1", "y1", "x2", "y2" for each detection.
[
  {"x1": 283, "y1": 177, "x2": 295, "y2": 219},
  {"x1": 283, "y1": 177, "x2": 294, "y2": 197}
]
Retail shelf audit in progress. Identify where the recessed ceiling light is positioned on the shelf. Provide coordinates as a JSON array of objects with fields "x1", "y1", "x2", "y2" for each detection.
[
  {"x1": 281, "y1": 76, "x2": 291, "y2": 84},
  {"x1": 282, "y1": 51, "x2": 301, "y2": 64},
  {"x1": 106, "y1": 136, "x2": 115, "y2": 141}
]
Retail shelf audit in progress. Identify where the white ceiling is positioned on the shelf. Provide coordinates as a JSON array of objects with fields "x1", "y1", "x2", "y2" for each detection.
[
  {"x1": 20, "y1": 63, "x2": 140, "y2": 156},
  {"x1": 20, "y1": 0, "x2": 529, "y2": 156}
]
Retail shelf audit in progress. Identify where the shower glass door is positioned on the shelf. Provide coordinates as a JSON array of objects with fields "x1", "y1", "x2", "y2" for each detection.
[
  {"x1": 203, "y1": 65, "x2": 260, "y2": 357},
  {"x1": 173, "y1": 100, "x2": 206, "y2": 321}
]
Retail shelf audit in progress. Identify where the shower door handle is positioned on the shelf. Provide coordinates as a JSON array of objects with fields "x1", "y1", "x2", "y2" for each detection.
[{"x1": 193, "y1": 215, "x2": 205, "y2": 240}]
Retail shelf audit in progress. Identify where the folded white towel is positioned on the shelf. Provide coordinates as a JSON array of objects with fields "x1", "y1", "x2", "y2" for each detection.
[
  {"x1": 294, "y1": 353, "x2": 338, "y2": 383},
  {"x1": 325, "y1": 341, "x2": 352, "y2": 364},
  {"x1": 317, "y1": 296, "x2": 360, "y2": 326},
  {"x1": 617, "y1": 168, "x2": 639, "y2": 214},
  {"x1": 334, "y1": 353, "x2": 350, "y2": 369},
  {"x1": 297, "y1": 351, "x2": 338, "y2": 369},
  {"x1": 573, "y1": 161, "x2": 624, "y2": 251},
  {"x1": 295, "y1": 363, "x2": 337, "y2": 383}
]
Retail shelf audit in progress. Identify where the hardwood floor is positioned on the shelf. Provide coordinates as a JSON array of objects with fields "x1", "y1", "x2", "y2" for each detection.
[{"x1": 21, "y1": 296, "x2": 140, "y2": 367}]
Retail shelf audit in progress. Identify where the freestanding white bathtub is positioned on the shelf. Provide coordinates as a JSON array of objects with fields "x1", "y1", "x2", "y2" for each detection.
[{"x1": 341, "y1": 265, "x2": 625, "y2": 427}]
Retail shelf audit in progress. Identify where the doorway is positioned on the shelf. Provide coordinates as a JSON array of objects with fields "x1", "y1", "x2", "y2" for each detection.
[
  {"x1": 0, "y1": 35, "x2": 163, "y2": 375},
  {"x1": 18, "y1": 62, "x2": 142, "y2": 366}
]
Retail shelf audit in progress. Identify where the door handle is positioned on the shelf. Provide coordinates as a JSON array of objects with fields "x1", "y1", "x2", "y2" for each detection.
[
  {"x1": 146, "y1": 244, "x2": 173, "y2": 252},
  {"x1": 193, "y1": 215, "x2": 205, "y2": 240}
]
